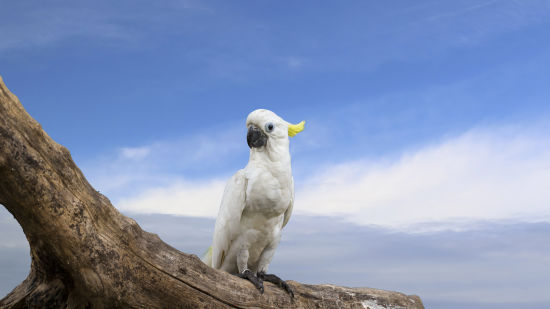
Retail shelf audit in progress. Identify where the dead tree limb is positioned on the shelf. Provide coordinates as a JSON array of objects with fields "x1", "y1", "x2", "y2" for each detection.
[{"x1": 0, "y1": 76, "x2": 424, "y2": 309}]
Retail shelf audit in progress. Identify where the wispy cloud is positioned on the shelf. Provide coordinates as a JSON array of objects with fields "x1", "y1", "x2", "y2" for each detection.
[
  {"x1": 297, "y1": 125, "x2": 550, "y2": 231},
  {"x1": 0, "y1": 0, "x2": 210, "y2": 53},
  {"x1": 82, "y1": 123, "x2": 245, "y2": 199},
  {"x1": 0, "y1": 5, "x2": 133, "y2": 52},
  {"x1": 119, "y1": 146, "x2": 151, "y2": 160},
  {"x1": 92, "y1": 124, "x2": 550, "y2": 232},
  {"x1": 398, "y1": 0, "x2": 550, "y2": 47},
  {"x1": 117, "y1": 180, "x2": 225, "y2": 217},
  {"x1": 5, "y1": 1, "x2": 549, "y2": 76},
  {"x1": 282, "y1": 56, "x2": 306, "y2": 69}
]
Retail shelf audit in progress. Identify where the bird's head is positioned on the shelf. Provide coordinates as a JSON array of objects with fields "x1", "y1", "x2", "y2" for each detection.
[{"x1": 245, "y1": 109, "x2": 305, "y2": 150}]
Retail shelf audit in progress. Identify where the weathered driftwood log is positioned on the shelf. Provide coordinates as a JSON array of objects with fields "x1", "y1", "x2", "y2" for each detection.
[{"x1": 0, "y1": 75, "x2": 424, "y2": 309}]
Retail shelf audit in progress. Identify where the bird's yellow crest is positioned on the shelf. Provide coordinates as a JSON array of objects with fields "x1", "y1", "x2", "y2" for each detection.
[{"x1": 288, "y1": 121, "x2": 305, "y2": 137}]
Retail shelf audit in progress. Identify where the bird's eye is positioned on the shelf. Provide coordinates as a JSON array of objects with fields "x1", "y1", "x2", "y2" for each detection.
[{"x1": 265, "y1": 122, "x2": 275, "y2": 132}]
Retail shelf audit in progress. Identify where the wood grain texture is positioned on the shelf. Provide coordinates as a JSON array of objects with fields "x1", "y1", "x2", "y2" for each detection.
[{"x1": 0, "y1": 76, "x2": 424, "y2": 309}]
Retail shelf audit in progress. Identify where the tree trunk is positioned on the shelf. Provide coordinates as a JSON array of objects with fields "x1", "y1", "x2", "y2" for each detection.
[{"x1": 0, "y1": 75, "x2": 424, "y2": 309}]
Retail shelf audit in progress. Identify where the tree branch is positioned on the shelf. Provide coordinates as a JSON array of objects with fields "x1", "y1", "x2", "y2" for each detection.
[{"x1": 0, "y1": 76, "x2": 424, "y2": 308}]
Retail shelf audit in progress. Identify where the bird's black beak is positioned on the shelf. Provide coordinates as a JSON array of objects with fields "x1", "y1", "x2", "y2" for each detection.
[{"x1": 247, "y1": 125, "x2": 267, "y2": 148}]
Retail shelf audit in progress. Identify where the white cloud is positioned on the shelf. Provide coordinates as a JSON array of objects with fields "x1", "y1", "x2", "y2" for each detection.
[
  {"x1": 82, "y1": 123, "x2": 244, "y2": 196},
  {"x1": 91, "y1": 125, "x2": 550, "y2": 232},
  {"x1": 283, "y1": 57, "x2": 305, "y2": 69},
  {"x1": 0, "y1": 6, "x2": 133, "y2": 52},
  {"x1": 120, "y1": 146, "x2": 151, "y2": 160},
  {"x1": 116, "y1": 180, "x2": 225, "y2": 217},
  {"x1": 403, "y1": 1, "x2": 550, "y2": 48},
  {"x1": 296, "y1": 126, "x2": 550, "y2": 231},
  {"x1": 0, "y1": 1, "x2": 209, "y2": 52}
]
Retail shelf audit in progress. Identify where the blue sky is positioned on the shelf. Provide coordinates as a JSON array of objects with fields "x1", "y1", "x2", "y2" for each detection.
[{"x1": 1, "y1": 1, "x2": 550, "y2": 308}]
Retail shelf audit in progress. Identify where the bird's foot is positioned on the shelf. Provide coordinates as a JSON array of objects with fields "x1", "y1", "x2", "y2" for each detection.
[
  {"x1": 258, "y1": 271, "x2": 294, "y2": 298},
  {"x1": 237, "y1": 269, "x2": 264, "y2": 293}
]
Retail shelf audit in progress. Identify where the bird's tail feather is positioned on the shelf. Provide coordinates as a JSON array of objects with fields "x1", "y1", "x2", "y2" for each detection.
[{"x1": 201, "y1": 246, "x2": 212, "y2": 266}]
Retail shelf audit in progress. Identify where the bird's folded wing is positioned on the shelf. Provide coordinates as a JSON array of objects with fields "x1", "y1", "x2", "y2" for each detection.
[
  {"x1": 211, "y1": 169, "x2": 248, "y2": 269},
  {"x1": 282, "y1": 176, "x2": 294, "y2": 228}
]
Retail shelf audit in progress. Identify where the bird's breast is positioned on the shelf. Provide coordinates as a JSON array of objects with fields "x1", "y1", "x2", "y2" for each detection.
[{"x1": 245, "y1": 171, "x2": 291, "y2": 217}]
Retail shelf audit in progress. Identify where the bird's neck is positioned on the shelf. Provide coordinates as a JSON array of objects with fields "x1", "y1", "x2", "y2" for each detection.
[{"x1": 248, "y1": 140, "x2": 291, "y2": 171}]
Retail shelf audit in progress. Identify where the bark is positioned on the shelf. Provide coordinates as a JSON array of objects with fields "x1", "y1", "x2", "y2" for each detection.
[{"x1": 0, "y1": 75, "x2": 424, "y2": 309}]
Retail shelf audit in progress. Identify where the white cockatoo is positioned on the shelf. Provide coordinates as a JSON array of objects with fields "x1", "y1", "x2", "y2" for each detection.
[{"x1": 202, "y1": 109, "x2": 304, "y2": 296}]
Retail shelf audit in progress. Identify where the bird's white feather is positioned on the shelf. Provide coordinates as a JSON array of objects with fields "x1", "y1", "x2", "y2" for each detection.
[
  {"x1": 282, "y1": 177, "x2": 294, "y2": 228},
  {"x1": 211, "y1": 169, "x2": 247, "y2": 269},
  {"x1": 205, "y1": 109, "x2": 302, "y2": 274}
]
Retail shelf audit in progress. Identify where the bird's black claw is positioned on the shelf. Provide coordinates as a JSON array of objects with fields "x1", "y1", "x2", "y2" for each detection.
[
  {"x1": 258, "y1": 271, "x2": 294, "y2": 298},
  {"x1": 237, "y1": 269, "x2": 264, "y2": 293}
]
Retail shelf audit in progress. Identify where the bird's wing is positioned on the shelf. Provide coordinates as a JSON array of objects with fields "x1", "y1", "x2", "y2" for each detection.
[
  {"x1": 282, "y1": 176, "x2": 294, "y2": 228},
  {"x1": 211, "y1": 169, "x2": 248, "y2": 269}
]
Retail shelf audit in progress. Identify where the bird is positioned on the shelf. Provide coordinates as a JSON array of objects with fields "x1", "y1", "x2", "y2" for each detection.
[{"x1": 202, "y1": 109, "x2": 304, "y2": 297}]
